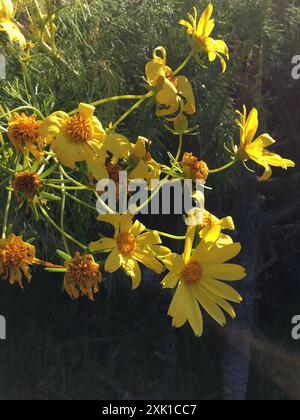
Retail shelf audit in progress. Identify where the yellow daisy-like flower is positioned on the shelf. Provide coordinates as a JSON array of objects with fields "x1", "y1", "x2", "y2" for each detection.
[
  {"x1": 40, "y1": 103, "x2": 131, "y2": 180},
  {"x1": 200, "y1": 211, "x2": 235, "y2": 247},
  {"x1": 8, "y1": 113, "x2": 46, "y2": 159},
  {"x1": 236, "y1": 106, "x2": 295, "y2": 181},
  {"x1": 162, "y1": 225, "x2": 246, "y2": 337},
  {"x1": 0, "y1": 234, "x2": 37, "y2": 288},
  {"x1": 0, "y1": 0, "x2": 26, "y2": 48},
  {"x1": 128, "y1": 137, "x2": 161, "y2": 186},
  {"x1": 179, "y1": 3, "x2": 229, "y2": 73},
  {"x1": 64, "y1": 253, "x2": 102, "y2": 301},
  {"x1": 145, "y1": 46, "x2": 196, "y2": 121},
  {"x1": 89, "y1": 214, "x2": 170, "y2": 290}
]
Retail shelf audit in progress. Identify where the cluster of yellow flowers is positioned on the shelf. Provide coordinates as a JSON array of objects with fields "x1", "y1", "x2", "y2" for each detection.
[{"x1": 0, "y1": 1, "x2": 295, "y2": 337}]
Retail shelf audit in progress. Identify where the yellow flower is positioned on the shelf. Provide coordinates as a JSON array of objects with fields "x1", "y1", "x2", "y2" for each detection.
[
  {"x1": 0, "y1": 0, "x2": 26, "y2": 48},
  {"x1": 145, "y1": 46, "x2": 195, "y2": 120},
  {"x1": 0, "y1": 234, "x2": 37, "y2": 288},
  {"x1": 12, "y1": 170, "x2": 42, "y2": 203},
  {"x1": 236, "y1": 106, "x2": 295, "y2": 181},
  {"x1": 40, "y1": 103, "x2": 131, "y2": 180},
  {"x1": 64, "y1": 253, "x2": 102, "y2": 301},
  {"x1": 200, "y1": 211, "x2": 235, "y2": 247},
  {"x1": 89, "y1": 214, "x2": 170, "y2": 290},
  {"x1": 179, "y1": 3, "x2": 229, "y2": 73},
  {"x1": 8, "y1": 113, "x2": 45, "y2": 159},
  {"x1": 162, "y1": 225, "x2": 246, "y2": 337},
  {"x1": 128, "y1": 137, "x2": 161, "y2": 185},
  {"x1": 182, "y1": 152, "x2": 209, "y2": 182}
]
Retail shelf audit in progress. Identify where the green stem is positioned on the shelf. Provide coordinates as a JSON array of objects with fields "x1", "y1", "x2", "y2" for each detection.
[
  {"x1": 69, "y1": 95, "x2": 147, "y2": 116},
  {"x1": 60, "y1": 171, "x2": 71, "y2": 255},
  {"x1": 157, "y1": 231, "x2": 186, "y2": 240},
  {"x1": 0, "y1": 106, "x2": 45, "y2": 120},
  {"x1": 208, "y1": 160, "x2": 237, "y2": 174},
  {"x1": 111, "y1": 91, "x2": 154, "y2": 131},
  {"x1": 174, "y1": 51, "x2": 194, "y2": 76},
  {"x1": 65, "y1": 192, "x2": 97, "y2": 213},
  {"x1": 39, "y1": 206, "x2": 87, "y2": 251},
  {"x1": 45, "y1": 184, "x2": 88, "y2": 190},
  {"x1": 1, "y1": 190, "x2": 12, "y2": 239},
  {"x1": 21, "y1": 61, "x2": 39, "y2": 109}
]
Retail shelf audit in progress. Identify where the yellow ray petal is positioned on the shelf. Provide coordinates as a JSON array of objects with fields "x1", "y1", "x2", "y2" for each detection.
[
  {"x1": 192, "y1": 283, "x2": 226, "y2": 327},
  {"x1": 203, "y1": 263, "x2": 246, "y2": 281},
  {"x1": 104, "y1": 248, "x2": 123, "y2": 273},
  {"x1": 201, "y1": 276, "x2": 243, "y2": 303}
]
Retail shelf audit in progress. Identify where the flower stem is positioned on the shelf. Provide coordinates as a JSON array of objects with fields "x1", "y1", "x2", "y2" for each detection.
[
  {"x1": 1, "y1": 190, "x2": 12, "y2": 239},
  {"x1": 68, "y1": 95, "x2": 147, "y2": 116},
  {"x1": 157, "y1": 231, "x2": 186, "y2": 240},
  {"x1": 174, "y1": 51, "x2": 194, "y2": 76},
  {"x1": 0, "y1": 106, "x2": 45, "y2": 120},
  {"x1": 39, "y1": 206, "x2": 87, "y2": 251},
  {"x1": 208, "y1": 159, "x2": 237, "y2": 174},
  {"x1": 111, "y1": 91, "x2": 154, "y2": 131},
  {"x1": 60, "y1": 171, "x2": 71, "y2": 255}
]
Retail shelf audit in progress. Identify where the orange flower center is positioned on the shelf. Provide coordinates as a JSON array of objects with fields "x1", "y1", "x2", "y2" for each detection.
[
  {"x1": 13, "y1": 171, "x2": 42, "y2": 201},
  {"x1": 117, "y1": 233, "x2": 136, "y2": 257},
  {"x1": 182, "y1": 261, "x2": 203, "y2": 285},
  {"x1": 182, "y1": 152, "x2": 209, "y2": 182},
  {"x1": 66, "y1": 114, "x2": 94, "y2": 144},
  {"x1": 8, "y1": 114, "x2": 40, "y2": 146}
]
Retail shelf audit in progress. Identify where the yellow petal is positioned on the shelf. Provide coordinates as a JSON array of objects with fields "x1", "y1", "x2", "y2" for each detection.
[
  {"x1": 134, "y1": 252, "x2": 163, "y2": 274},
  {"x1": 104, "y1": 248, "x2": 123, "y2": 273},
  {"x1": 185, "y1": 284, "x2": 204, "y2": 337},
  {"x1": 192, "y1": 283, "x2": 226, "y2": 327},
  {"x1": 192, "y1": 225, "x2": 221, "y2": 261},
  {"x1": 162, "y1": 271, "x2": 180, "y2": 289},
  {"x1": 136, "y1": 230, "x2": 161, "y2": 246},
  {"x1": 124, "y1": 259, "x2": 142, "y2": 290},
  {"x1": 78, "y1": 103, "x2": 95, "y2": 119},
  {"x1": 89, "y1": 238, "x2": 116, "y2": 252},
  {"x1": 199, "y1": 284, "x2": 236, "y2": 319},
  {"x1": 130, "y1": 219, "x2": 146, "y2": 237},
  {"x1": 203, "y1": 263, "x2": 246, "y2": 281},
  {"x1": 0, "y1": 20, "x2": 26, "y2": 48},
  {"x1": 201, "y1": 277, "x2": 243, "y2": 303},
  {"x1": 201, "y1": 243, "x2": 242, "y2": 266}
]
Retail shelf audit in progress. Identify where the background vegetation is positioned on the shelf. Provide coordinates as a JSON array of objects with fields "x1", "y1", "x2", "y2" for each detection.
[{"x1": 0, "y1": 0, "x2": 299, "y2": 400}]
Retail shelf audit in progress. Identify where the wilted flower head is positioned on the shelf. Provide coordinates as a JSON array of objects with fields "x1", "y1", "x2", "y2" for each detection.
[
  {"x1": 0, "y1": 234, "x2": 36, "y2": 288},
  {"x1": 182, "y1": 152, "x2": 209, "y2": 182},
  {"x1": 8, "y1": 113, "x2": 45, "y2": 159},
  {"x1": 64, "y1": 253, "x2": 102, "y2": 301},
  {"x1": 13, "y1": 171, "x2": 42, "y2": 203}
]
